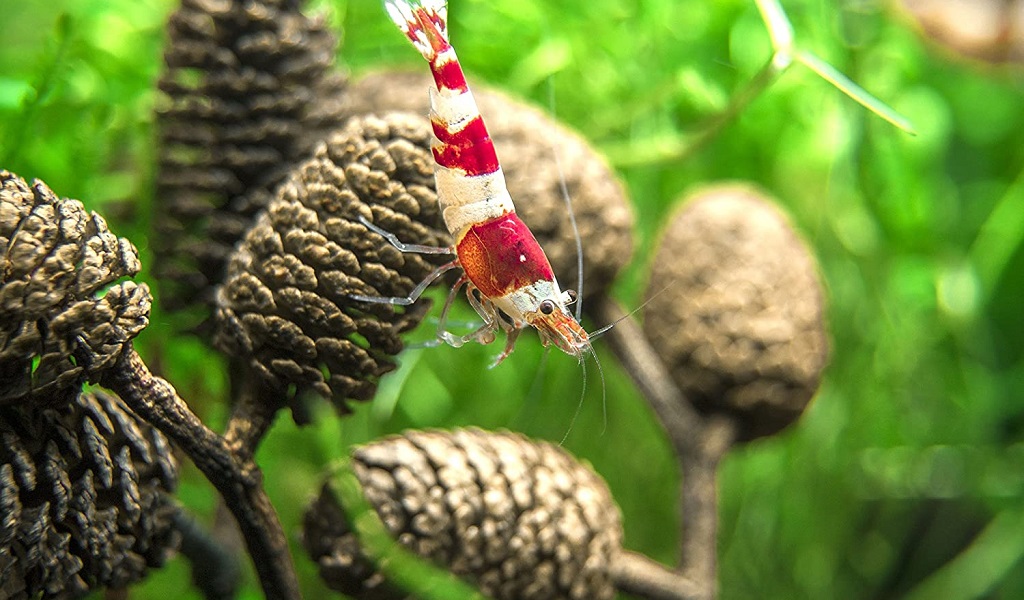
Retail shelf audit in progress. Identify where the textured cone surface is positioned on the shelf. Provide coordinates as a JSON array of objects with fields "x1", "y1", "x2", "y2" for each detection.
[
  {"x1": 0, "y1": 389, "x2": 179, "y2": 599},
  {"x1": 0, "y1": 171, "x2": 150, "y2": 405},
  {"x1": 154, "y1": 0, "x2": 350, "y2": 325},
  {"x1": 643, "y1": 185, "x2": 828, "y2": 441},
  {"x1": 213, "y1": 113, "x2": 449, "y2": 414},
  {"x1": 303, "y1": 428, "x2": 622, "y2": 600},
  {"x1": 347, "y1": 70, "x2": 634, "y2": 300}
]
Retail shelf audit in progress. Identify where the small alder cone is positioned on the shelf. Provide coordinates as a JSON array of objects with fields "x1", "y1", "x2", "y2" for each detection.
[
  {"x1": 347, "y1": 70, "x2": 635, "y2": 300},
  {"x1": 213, "y1": 113, "x2": 449, "y2": 413},
  {"x1": 0, "y1": 389, "x2": 179, "y2": 599},
  {"x1": 303, "y1": 428, "x2": 622, "y2": 600},
  {"x1": 154, "y1": 0, "x2": 350, "y2": 324},
  {"x1": 643, "y1": 185, "x2": 828, "y2": 441},
  {"x1": 0, "y1": 171, "x2": 150, "y2": 405},
  {"x1": 899, "y1": 0, "x2": 1024, "y2": 64}
]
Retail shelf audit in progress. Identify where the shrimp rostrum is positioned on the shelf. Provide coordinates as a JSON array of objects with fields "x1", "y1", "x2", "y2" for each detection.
[{"x1": 352, "y1": 0, "x2": 590, "y2": 365}]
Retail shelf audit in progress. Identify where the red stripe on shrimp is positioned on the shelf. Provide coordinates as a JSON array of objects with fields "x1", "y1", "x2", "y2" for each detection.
[
  {"x1": 391, "y1": 1, "x2": 468, "y2": 93},
  {"x1": 431, "y1": 116, "x2": 489, "y2": 146},
  {"x1": 456, "y1": 213, "x2": 556, "y2": 299},
  {"x1": 432, "y1": 139, "x2": 499, "y2": 175},
  {"x1": 430, "y1": 58, "x2": 468, "y2": 93},
  {"x1": 431, "y1": 101, "x2": 499, "y2": 175}
]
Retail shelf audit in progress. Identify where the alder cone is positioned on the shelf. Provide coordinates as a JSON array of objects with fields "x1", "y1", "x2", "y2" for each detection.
[
  {"x1": 154, "y1": 0, "x2": 350, "y2": 326},
  {"x1": 0, "y1": 171, "x2": 150, "y2": 405},
  {"x1": 213, "y1": 113, "x2": 449, "y2": 414},
  {"x1": 303, "y1": 428, "x2": 622, "y2": 600},
  {"x1": 643, "y1": 185, "x2": 828, "y2": 441},
  {"x1": 347, "y1": 70, "x2": 634, "y2": 301},
  {"x1": 899, "y1": 0, "x2": 1024, "y2": 64},
  {"x1": 0, "y1": 389, "x2": 179, "y2": 599}
]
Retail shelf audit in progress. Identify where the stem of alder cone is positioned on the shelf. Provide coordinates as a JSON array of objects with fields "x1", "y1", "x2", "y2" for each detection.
[
  {"x1": 590, "y1": 296, "x2": 736, "y2": 599},
  {"x1": 172, "y1": 506, "x2": 243, "y2": 599},
  {"x1": 611, "y1": 550, "x2": 703, "y2": 600},
  {"x1": 589, "y1": 297, "x2": 704, "y2": 462},
  {"x1": 679, "y1": 417, "x2": 736, "y2": 599},
  {"x1": 224, "y1": 363, "x2": 284, "y2": 460},
  {"x1": 99, "y1": 344, "x2": 301, "y2": 600}
]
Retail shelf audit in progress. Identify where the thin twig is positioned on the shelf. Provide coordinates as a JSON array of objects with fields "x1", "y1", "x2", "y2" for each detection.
[
  {"x1": 611, "y1": 550, "x2": 703, "y2": 600},
  {"x1": 679, "y1": 418, "x2": 736, "y2": 596},
  {"x1": 590, "y1": 296, "x2": 703, "y2": 458},
  {"x1": 603, "y1": 57, "x2": 783, "y2": 168},
  {"x1": 673, "y1": 57, "x2": 783, "y2": 165},
  {"x1": 100, "y1": 345, "x2": 300, "y2": 600},
  {"x1": 591, "y1": 296, "x2": 736, "y2": 598}
]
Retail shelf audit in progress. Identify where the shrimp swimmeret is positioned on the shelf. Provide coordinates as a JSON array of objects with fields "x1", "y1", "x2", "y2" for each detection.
[{"x1": 352, "y1": 0, "x2": 591, "y2": 365}]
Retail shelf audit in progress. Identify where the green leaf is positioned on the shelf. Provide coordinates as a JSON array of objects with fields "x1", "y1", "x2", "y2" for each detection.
[
  {"x1": 969, "y1": 167, "x2": 1024, "y2": 298},
  {"x1": 370, "y1": 348, "x2": 424, "y2": 422},
  {"x1": 903, "y1": 508, "x2": 1024, "y2": 600},
  {"x1": 0, "y1": 78, "x2": 33, "y2": 109},
  {"x1": 796, "y1": 50, "x2": 916, "y2": 135},
  {"x1": 508, "y1": 37, "x2": 572, "y2": 89}
]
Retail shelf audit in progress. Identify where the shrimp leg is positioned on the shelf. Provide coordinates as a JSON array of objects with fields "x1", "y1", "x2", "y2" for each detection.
[
  {"x1": 358, "y1": 215, "x2": 453, "y2": 255},
  {"x1": 435, "y1": 277, "x2": 498, "y2": 347},
  {"x1": 348, "y1": 259, "x2": 460, "y2": 306},
  {"x1": 348, "y1": 215, "x2": 459, "y2": 305}
]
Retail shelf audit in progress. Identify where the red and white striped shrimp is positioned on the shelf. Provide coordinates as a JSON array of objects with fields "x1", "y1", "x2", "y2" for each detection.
[{"x1": 357, "y1": 0, "x2": 590, "y2": 365}]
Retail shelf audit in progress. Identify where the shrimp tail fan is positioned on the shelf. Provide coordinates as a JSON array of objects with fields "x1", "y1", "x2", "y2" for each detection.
[{"x1": 384, "y1": 0, "x2": 451, "y2": 60}]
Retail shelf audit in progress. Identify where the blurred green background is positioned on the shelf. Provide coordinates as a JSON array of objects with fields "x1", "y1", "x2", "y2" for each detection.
[{"x1": 2, "y1": 0, "x2": 1024, "y2": 598}]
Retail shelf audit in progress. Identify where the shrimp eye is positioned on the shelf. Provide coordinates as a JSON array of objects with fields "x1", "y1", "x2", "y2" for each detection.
[{"x1": 539, "y1": 299, "x2": 556, "y2": 315}]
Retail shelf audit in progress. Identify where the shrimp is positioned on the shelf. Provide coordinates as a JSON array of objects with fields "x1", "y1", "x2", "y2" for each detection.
[{"x1": 354, "y1": 0, "x2": 590, "y2": 365}]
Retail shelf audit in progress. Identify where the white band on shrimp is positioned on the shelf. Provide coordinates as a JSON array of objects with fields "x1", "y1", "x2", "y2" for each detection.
[
  {"x1": 433, "y1": 47, "x2": 459, "y2": 75},
  {"x1": 435, "y1": 165, "x2": 514, "y2": 233},
  {"x1": 435, "y1": 164, "x2": 509, "y2": 206},
  {"x1": 443, "y1": 197, "x2": 513, "y2": 236},
  {"x1": 429, "y1": 84, "x2": 481, "y2": 132}
]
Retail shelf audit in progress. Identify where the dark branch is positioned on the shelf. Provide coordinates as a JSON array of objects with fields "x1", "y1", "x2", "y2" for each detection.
[
  {"x1": 223, "y1": 365, "x2": 283, "y2": 460},
  {"x1": 100, "y1": 345, "x2": 300, "y2": 600},
  {"x1": 172, "y1": 505, "x2": 243, "y2": 600}
]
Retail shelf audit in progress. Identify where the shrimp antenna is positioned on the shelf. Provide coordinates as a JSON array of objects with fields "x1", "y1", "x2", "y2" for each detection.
[
  {"x1": 591, "y1": 340, "x2": 608, "y2": 436},
  {"x1": 546, "y1": 76, "x2": 605, "y2": 434},
  {"x1": 547, "y1": 77, "x2": 585, "y2": 322},
  {"x1": 560, "y1": 347, "x2": 587, "y2": 446},
  {"x1": 559, "y1": 335, "x2": 608, "y2": 445},
  {"x1": 587, "y1": 284, "x2": 673, "y2": 340}
]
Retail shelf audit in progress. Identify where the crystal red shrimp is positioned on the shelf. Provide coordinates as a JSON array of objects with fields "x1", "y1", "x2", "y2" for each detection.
[{"x1": 357, "y1": 0, "x2": 589, "y2": 365}]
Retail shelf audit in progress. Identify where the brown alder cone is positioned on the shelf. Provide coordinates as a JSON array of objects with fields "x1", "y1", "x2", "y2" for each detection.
[
  {"x1": 303, "y1": 428, "x2": 622, "y2": 600},
  {"x1": 346, "y1": 69, "x2": 634, "y2": 301},
  {"x1": 643, "y1": 184, "x2": 829, "y2": 441},
  {"x1": 0, "y1": 389, "x2": 179, "y2": 599},
  {"x1": 153, "y1": 0, "x2": 350, "y2": 326},
  {"x1": 899, "y1": 0, "x2": 1024, "y2": 64},
  {"x1": 213, "y1": 112, "x2": 449, "y2": 414},
  {"x1": 0, "y1": 171, "x2": 150, "y2": 405}
]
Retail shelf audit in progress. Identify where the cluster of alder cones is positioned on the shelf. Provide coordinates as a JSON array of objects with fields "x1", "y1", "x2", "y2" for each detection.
[{"x1": 0, "y1": 0, "x2": 829, "y2": 598}]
